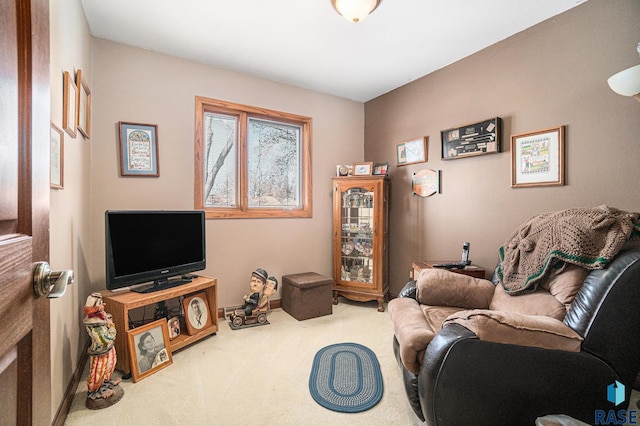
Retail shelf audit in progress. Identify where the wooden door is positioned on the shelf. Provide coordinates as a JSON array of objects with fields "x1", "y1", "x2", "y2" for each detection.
[{"x1": 0, "y1": 0, "x2": 52, "y2": 424}]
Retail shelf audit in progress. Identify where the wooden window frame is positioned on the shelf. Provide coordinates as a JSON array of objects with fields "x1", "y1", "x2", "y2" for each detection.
[{"x1": 195, "y1": 96, "x2": 312, "y2": 219}]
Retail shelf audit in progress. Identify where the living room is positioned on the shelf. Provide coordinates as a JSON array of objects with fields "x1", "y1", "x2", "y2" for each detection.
[{"x1": 43, "y1": 0, "x2": 640, "y2": 423}]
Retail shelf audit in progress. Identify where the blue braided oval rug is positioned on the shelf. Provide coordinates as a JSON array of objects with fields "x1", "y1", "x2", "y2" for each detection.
[{"x1": 308, "y1": 342, "x2": 384, "y2": 413}]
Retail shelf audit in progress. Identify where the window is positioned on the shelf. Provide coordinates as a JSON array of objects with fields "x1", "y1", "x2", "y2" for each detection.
[{"x1": 194, "y1": 96, "x2": 312, "y2": 218}]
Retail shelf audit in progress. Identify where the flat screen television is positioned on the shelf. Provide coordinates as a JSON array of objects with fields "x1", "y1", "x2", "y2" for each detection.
[{"x1": 105, "y1": 210, "x2": 206, "y2": 293}]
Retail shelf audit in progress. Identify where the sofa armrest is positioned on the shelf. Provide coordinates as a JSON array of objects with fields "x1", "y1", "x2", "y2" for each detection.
[
  {"x1": 419, "y1": 324, "x2": 618, "y2": 425},
  {"x1": 416, "y1": 268, "x2": 495, "y2": 309},
  {"x1": 443, "y1": 309, "x2": 583, "y2": 352},
  {"x1": 388, "y1": 297, "x2": 436, "y2": 375},
  {"x1": 397, "y1": 279, "x2": 417, "y2": 299}
]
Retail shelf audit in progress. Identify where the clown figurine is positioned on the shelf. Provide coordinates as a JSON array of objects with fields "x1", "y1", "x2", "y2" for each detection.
[{"x1": 83, "y1": 293, "x2": 123, "y2": 408}]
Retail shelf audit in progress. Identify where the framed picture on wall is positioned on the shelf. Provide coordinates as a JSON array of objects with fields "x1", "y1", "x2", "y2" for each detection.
[
  {"x1": 76, "y1": 69, "x2": 91, "y2": 138},
  {"x1": 396, "y1": 137, "x2": 427, "y2": 166},
  {"x1": 62, "y1": 71, "x2": 78, "y2": 138},
  {"x1": 511, "y1": 126, "x2": 565, "y2": 188},
  {"x1": 50, "y1": 123, "x2": 64, "y2": 189},
  {"x1": 118, "y1": 121, "x2": 159, "y2": 177}
]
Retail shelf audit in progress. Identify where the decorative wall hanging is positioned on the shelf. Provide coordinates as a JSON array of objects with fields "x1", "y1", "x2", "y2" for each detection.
[
  {"x1": 412, "y1": 169, "x2": 440, "y2": 197},
  {"x1": 76, "y1": 69, "x2": 91, "y2": 138},
  {"x1": 441, "y1": 117, "x2": 501, "y2": 160},
  {"x1": 511, "y1": 126, "x2": 565, "y2": 188},
  {"x1": 63, "y1": 71, "x2": 78, "y2": 138},
  {"x1": 118, "y1": 121, "x2": 159, "y2": 176},
  {"x1": 396, "y1": 136, "x2": 427, "y2": 166},
  {"x1": 50, "y1": 123, "x2": 64, "y2": 189}
]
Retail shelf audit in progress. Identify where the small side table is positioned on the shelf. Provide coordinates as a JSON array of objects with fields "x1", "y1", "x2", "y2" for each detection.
[{"x1": 411, "y1": 260, "x2": 486, "y2": 280}]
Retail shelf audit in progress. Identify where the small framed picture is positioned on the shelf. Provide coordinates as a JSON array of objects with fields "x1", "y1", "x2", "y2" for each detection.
[
  {"x1": 167, "y1": 317, "x2": 181, "y2": 340},
  {"x1": 352, "y1": 162, "x2": 373, "y2": 176},
  {"x1": 396, "y1": 137, "x2": 427, "y2": 166},
  {"x1": 50, "y1": 123, "x2": 64, "y2": 189},
  {"x1": 118, "y1": 121, "x2": 159, "y2": 177},
  {"x1": 76, "y1": 69, "x2": 91, "y2": 139},
  {"x1": 511, "y1": 126, "x2": 565, "y2": 188},
  {"x1": 183, "y1": 292, "x2": 212, "y2": 335},
  {"x1": 373, "y1": 162, "x2": 389, "y2": 176},
  {"x1": 127, "y1": 318, "x2": 173, "y2": 382},
  {"x1": 62, "y1": 71, "x2": 78, "y2": 138}
]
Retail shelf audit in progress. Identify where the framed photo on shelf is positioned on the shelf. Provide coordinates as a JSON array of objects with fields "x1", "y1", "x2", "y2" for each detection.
[
  {"x1": 127, "y1": 318, "x2": 172, "y2": 383},
  {"x1": 183, "y1": 292, "x2": 212, "y2": 335},
  {"x1": 62, "y1": 71, "x2": 78, "y2": 138},
  {"x1": 50, "y1": 123, "x2": 64, "y2": 189},
  {"x1": 118, "y1": 121, "x2": 159, "y2": 177},
  {"x1": 396, "y1": 137, "x2": 427, "y2": 166},
  {"x1": 167, "y1": 317, "x2": 181, "y2": 340},
  {"x1": 76, "y1": 69, "x2": 91, "y2": 138},
  {"x1": 373, "y1": 162, "x2": 389, "y2": 176},
  {"x1": 352, "y1": 162, "x2": 373, "y2": 176},
  {"x1": 511, "y1": 126, "x2": 565, "y2": 188}
]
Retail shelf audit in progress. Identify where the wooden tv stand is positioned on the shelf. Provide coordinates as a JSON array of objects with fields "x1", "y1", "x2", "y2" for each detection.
[{"x1": 102, "y1": 276, "x2": 218, "y2": 375}]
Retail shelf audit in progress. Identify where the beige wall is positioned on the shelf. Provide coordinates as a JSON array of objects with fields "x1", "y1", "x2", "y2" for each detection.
[
  {"x1": 365, "y1": 0, "x2": 640, "y2": 296},
  {"x1": 49, "y1": 0, "x2": 92, "y2": 419},
  {"x1": 87, "y1": 39, "x2": 364, "y2": 308}
]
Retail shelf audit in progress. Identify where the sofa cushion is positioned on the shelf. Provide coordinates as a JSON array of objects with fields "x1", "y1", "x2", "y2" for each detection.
[
  {"x1": 443, "y1": 309, "x2": 583, "y2": 352},
  {"x1": 416, "y1": 268, "x2": 495, "y2": 309},
  {"x1": 490, "y1": 285, "x2": 566, "y2": 320},
  {"x1": 539, "y1": 264, "x2": 588, "y2": 309}
]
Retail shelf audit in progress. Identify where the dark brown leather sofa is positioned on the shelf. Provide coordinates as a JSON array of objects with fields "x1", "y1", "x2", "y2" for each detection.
[{"x1": 390, "y1": 245, "x2": 640, "y2": 425}]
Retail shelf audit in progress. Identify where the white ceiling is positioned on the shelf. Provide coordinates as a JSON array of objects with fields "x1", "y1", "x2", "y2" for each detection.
[{"x1": 81, "y1": 0, "x2": 587, "y2": 102}]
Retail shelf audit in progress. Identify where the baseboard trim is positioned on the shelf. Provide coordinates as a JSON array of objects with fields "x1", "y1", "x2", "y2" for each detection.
[{"x1": 52, "y1": 339, "x2": 89, "y2": 426}]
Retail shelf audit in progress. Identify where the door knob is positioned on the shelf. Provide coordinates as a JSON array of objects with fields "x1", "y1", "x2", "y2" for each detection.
[{"x1": 33, "y1": 262, "x2": 74, "y2": 298}]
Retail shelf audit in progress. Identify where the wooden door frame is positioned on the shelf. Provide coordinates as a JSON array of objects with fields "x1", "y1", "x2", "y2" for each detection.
[{"x1": 17, "y1": 0, "x2": 52, "y2": 423}]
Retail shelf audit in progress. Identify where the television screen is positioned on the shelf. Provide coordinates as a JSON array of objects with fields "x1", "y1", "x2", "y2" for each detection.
[{"x1": 105, "y1": 210, "x2": 206, "y2": 292}]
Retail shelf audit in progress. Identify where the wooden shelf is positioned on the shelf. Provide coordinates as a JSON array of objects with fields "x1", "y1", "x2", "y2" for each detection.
[{"x1": 102, "y1": 277, "x2": 218, "y2": 375}]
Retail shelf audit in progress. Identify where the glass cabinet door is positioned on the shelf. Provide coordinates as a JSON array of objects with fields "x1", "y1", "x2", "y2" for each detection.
[{"x1": 339, "y1": 187, "x2": 374, "y2": 284}]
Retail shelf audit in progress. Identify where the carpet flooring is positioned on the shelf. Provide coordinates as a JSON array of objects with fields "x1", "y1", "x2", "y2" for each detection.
[
  {"x1": 64, "y1": 299, "x2": 423, "y2": 425},
  {"x1": 63, "y1": 298, "x2": 640, "y2": 425}
]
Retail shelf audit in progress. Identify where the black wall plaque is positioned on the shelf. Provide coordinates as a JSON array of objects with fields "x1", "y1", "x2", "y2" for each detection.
[{"x1": 441, "y1": 117, "x2": 502, "y2": 160}]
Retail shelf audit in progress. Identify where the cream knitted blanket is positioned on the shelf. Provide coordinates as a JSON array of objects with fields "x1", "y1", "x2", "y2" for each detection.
[{"x1": 497, "y1": 205, "x2": 640, "y2": 294}]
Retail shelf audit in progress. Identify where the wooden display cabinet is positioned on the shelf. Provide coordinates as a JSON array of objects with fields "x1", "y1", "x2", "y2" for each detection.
[
  {"x1": 332, "y1": 176, "x2": 390, "y2": 312},
  {"x1": 102, "y1": 276, "x2": 218, "y2": 375}
]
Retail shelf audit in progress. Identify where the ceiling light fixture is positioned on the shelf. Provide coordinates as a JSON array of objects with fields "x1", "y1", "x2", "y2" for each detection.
[
  {"x1": 331, "y1": 0, "x2": 381, "y2": 23},
  {"x1": 607, "y1": 42, "x2": 640, "y2": 102}
]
